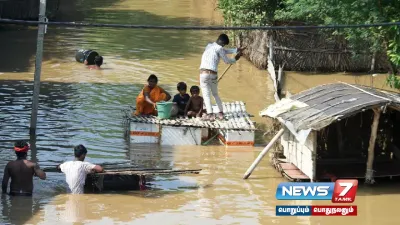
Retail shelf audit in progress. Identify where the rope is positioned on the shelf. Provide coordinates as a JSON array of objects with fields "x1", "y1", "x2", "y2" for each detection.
[{"x1": 0, "y1": 19, "x2": 399, "y2": 30}]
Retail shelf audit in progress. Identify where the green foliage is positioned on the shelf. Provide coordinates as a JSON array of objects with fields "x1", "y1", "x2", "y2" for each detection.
[
  {"x1": 276, "y1": 0, "x2": 400, "y2": 58},
  {"x1": 218, "y1": 0, "x2": 400, "y2": 89},
  {"x1": 217, "y1": 0, "x2": 282, "y2": 26},
  {"x1": 386, "y1": 74, "x2": 400, "y2": 89}
]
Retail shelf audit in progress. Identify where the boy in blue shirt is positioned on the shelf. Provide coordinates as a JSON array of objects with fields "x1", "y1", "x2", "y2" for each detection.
[{"x1": 172, "y1": 82, "x2": 190, "y2": 116}]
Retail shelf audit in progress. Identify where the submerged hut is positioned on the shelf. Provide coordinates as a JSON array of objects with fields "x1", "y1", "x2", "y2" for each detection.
[{"x1": 260, "y1": 82, "x2": 400, "y2": 183}]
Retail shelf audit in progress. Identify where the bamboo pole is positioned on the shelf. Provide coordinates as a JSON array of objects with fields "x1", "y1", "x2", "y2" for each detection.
[
  {"x1": 269, "y1": 33, "x2": 274, "y2": 63},
  {"x1": 365, "y1": 108, "x2": 381, "y2": 184},
  {"x1": 29, "y1": 0, "x2": 46, "y2": 136},
  {"x1": 217, "y1": 64, "x2": 232, "y2": 82},
  {"x1": 218, "y1": 50, "x2": 244, "y2": 82},
  {"x1": 243, "y1": 128, "x2": 285, "y2": 179}
]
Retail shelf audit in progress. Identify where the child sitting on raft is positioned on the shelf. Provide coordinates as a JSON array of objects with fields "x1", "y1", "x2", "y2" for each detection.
[
  {"x1": 172, "y1": 82, "x2": 190, "y2": 116},
  {"x1": 184, "y1": 86, "x2": 204, "y2": 118}
]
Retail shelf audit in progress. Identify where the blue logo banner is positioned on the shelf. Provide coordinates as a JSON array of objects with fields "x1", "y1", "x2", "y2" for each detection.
[
  {"x1": 276, "y1": 182, "x2": 334, "y2": 200},
  {"x1": 276, "y1": 205, "x2": 312, "y2": 216}
]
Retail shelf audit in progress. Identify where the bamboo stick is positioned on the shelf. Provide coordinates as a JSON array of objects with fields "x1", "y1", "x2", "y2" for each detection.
[
  {"x1": 365, "y1": 108, "x2": 381, "y2": 184},
  {"x1": 96, "y1": 169, "x2": 202, "y2": 176},
  {"x1": 243, "y1": 128, "x2": 285, "y2": 179},
  {"x1": 217, "y1": 64, "x2": 233, "y2": 82}
]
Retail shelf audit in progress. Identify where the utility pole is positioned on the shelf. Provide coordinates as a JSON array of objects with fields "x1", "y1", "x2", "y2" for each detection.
[{"x1": 30, "y1": 0, "x2": 47, "y2": 136}]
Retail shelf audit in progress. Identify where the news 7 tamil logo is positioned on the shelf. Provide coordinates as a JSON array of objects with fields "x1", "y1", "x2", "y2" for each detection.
[{"x1": 276, "y1": 179, "x2": 358, "y2": 203}]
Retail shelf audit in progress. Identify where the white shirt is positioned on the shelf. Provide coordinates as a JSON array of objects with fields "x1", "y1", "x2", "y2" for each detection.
[
  {"x1": 199, "y1": 42, "x2": 237, "y2": 72},
  {"x1": 60, "y1": 161, "x2": 96, "y2": 194}
]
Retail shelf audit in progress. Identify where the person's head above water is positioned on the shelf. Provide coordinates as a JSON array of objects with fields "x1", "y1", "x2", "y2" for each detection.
[
  {"x1": 74, "y1": 144, "x2": 88, "y2": 161},
  {"x1": 94, "y1": 56, "x2": 103, "y2": 67},
  {"x1": 190, "y1": 85, "x2": 200, "y2": 97},
  {"x1": 216, "y1": 34, "x2": 229, "y2": 47},
  {"x1": 14, "y1": 140, "x2": 29, "y2": 159},
  {"x1": 147, "y1": 74, "x2": 158, "y2": 88},
  {"x1": 177, "y1": 82, "x2": 187, "y2": 95}
]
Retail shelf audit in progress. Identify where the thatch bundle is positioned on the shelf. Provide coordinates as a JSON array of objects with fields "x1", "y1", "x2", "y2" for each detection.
[{"x1": 236, "y1": 28, "x2": 390, "y2": 73}]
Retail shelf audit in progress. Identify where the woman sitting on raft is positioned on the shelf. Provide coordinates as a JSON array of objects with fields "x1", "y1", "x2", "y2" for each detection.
[{"x1": 135, "y1": 74, "x2": 171, "y2": 116}]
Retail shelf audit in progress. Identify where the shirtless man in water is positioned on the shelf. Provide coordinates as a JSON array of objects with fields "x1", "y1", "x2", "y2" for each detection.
[{"x1": 2, "y1": 141, "x2": 46, "y2": 196}]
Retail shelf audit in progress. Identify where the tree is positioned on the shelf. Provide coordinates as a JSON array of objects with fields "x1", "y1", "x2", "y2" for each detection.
[
  {"x1": 276, "y1": 0, "x2": 400, "y2": 88},
  {"x1": 218, "y1": 0, "x2": 283, "y2": 26},
  {"x1": 218, "y1": 0, "x2": 400, "y2": 89}
]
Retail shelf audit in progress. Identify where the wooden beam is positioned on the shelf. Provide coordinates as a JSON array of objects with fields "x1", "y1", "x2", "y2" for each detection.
[
  {"x1": 311, "y1": 131, "x2": 318, "y2": 182},
  {"x1": 30, "y1": 0, "x2": 47, "y2": 136},
  {"x1": 243, "y1": 128, "x2": 285, "y2": 179},
  {"x1": 365, "y1": 108, "x2": 381, "y2": 184},
  {"x1": 336, "y1": 122, "x2": 344, "y2": 157}
]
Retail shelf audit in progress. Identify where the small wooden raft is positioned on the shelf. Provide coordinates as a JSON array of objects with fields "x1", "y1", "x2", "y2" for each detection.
[
  {"x1": 96, "y1": 168, "x2": 202, "y2": 176},
  {"x1": 127, "y1": 101, "x2": 256, "y2": 131}
]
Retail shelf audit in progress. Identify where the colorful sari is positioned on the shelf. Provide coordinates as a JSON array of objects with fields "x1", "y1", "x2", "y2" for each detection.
[{"x1": 135, "y1": 85, "x2": 167, "y2": 115}]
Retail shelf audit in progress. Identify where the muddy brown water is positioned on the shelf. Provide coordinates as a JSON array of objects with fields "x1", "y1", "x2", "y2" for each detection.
[{"x1": 0, "y1": 0, "x2": 400, "y2": 224}]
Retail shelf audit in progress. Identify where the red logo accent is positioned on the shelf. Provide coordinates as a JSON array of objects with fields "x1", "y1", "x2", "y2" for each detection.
[
  {"x1": 311, "y1": 206, "x2": 357, "y2": 216},
  {"x1": 331, "y1": 179, "x2": 358, "y2": 203}
]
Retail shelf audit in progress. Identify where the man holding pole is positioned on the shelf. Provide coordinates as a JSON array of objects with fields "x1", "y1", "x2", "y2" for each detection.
[{"x1": 199, "y1": 34, "x2": 244, "y2": 121}]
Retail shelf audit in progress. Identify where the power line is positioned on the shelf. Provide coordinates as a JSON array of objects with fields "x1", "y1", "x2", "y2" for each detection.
[{"x1": 0, "y1": 19, "x2": 399, "y2": 30}]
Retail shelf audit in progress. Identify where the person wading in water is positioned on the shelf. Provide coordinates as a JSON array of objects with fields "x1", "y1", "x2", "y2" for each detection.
[
  {"x1": 57, "y1": 144, "x2": 104, "y2": 194},
  {"x1": 199, "y1": 34, "x2": 244, "y2": 121},
  {"x1": 85, "y1": 56, "x2": 103, "y2": 70},
  {"x1": 2, "y1": 141, "x2": 46, "y2": 196}
]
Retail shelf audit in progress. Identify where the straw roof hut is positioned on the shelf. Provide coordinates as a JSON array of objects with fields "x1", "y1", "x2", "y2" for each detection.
[{"x1": 260, "y1": 82, "x2": 400, "y2": 183}]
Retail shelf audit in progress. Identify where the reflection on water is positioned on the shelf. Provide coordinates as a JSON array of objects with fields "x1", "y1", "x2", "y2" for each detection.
[{"x1": 1, "y1": 0, "x2": 400, "y2": 224}]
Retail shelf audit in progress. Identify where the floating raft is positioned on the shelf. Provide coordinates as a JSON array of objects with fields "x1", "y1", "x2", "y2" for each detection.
[
  {"x1": 123, "y1": 101, "x2": 257, "y2": 147},
  {"x1": 85, "y1": 168, "x2": 202, "y2": 192},
  {"x1": 96, "y1": 168, "x2": 202, "y2": 176},
  {"x1": 128, "y1": 101, "x2": 256, "y2": 131}
]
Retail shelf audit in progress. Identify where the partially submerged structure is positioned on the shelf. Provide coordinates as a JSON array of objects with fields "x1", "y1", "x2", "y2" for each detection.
[
  {"x1": 260, "y1": 82, "x2": 400, "y2": 183},
  {"x1": 84, "y1": 168, "x2": 202, "y2": 192},
  {"x1": 123, "y1": 101, "x2": 256, "y2": 147}
]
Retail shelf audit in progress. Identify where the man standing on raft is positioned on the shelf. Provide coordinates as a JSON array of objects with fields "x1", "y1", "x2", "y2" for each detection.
[{"x1": 199, "y1": 34, "x2": 244, "y2": 121}]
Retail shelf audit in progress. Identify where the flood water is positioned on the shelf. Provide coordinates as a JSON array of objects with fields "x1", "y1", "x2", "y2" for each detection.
[{"x1": 0, "y1": 0, "x2": 400, "y2": 224}]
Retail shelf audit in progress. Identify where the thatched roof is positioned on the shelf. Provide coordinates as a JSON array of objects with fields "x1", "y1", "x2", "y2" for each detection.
[{"x1": 260, "y1": 82, "x2": 400, "y2": 134}]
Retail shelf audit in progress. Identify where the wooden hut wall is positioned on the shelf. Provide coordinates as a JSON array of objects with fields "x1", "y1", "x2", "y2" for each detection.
[
  {"x1": 236, "y1": 30, "x2": 389, "y2": 73},
  {"x1": 281, "y1": 129, "x2": 317, "y2": 180}
]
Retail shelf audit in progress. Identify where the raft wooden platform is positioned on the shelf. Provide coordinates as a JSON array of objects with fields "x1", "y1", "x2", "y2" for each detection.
[
  {"x1": 123, "y1": 101, "x2": 257, "y2": 147},
  {"x1": 272, "y1": 158, "x2": 310, "y2": 182},
  {"x1": 85, "y1": 168, "x2": 201, "y2": 192},
  {"x1": 96, "y1": 168, "x2": 202, "y2": 176}
]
